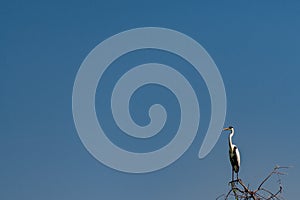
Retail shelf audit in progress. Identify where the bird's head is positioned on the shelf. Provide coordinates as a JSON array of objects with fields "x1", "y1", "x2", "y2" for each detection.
[{"x1": 223, "y1": 126, "x2": 234, "y2": 131}]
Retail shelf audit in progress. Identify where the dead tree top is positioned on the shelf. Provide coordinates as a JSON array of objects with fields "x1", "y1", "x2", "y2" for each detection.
[{"x1": 217, "y1": 166, "x2": 290, "y2": 200}]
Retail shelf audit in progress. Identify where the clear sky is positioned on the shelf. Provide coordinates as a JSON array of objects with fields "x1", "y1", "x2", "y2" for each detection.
[{"x1": 1, "y1": 0, "x2": 300, "y2": 199}]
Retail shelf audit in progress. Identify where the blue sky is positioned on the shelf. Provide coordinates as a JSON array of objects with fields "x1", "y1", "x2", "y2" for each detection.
[{"x1": 1, "y1": 0, "x2": 300, "y2": 199}]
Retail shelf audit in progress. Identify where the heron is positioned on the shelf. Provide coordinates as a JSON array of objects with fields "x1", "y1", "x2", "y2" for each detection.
[{"x1": 223, "y1": 126, "x2": 240, "y2": 181}]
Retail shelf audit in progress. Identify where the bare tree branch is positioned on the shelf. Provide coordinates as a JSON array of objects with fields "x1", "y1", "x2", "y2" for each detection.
[{"x1": 217, "y1": 166, "x2": 289, "y2": 200}]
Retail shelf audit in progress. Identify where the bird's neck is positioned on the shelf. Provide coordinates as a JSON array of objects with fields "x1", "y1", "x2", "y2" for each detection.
[{"x1": 228, "y1": 129, "x2": 234, "y2": 150}]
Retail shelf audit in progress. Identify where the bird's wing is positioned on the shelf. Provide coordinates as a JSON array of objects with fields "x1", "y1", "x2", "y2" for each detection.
[{"x1": 235, "y1": 147, "x2": 241, "y2": 168}]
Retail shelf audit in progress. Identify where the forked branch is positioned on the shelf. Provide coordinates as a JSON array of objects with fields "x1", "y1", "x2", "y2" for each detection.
[{"x1": 217, "y1": 166, "x2": 289, "y2": 200}]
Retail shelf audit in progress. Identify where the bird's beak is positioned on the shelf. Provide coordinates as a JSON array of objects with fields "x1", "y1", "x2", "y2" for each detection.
[{"x1": 223, "y1": 127, "x2": 230, "y2": 131}]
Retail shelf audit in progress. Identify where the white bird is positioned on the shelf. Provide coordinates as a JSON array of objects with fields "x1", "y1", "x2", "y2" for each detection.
[{"x1": 223, "y1": 126, "x2": 240, "y2": 181}]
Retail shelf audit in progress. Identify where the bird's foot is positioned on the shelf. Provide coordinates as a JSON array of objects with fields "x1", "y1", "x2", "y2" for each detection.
[{"x1": 229, "y1": 179, "x2": 240, "y2": 185}]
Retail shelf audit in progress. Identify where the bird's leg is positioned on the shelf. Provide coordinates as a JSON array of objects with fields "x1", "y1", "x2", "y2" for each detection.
[{"x1": 230, "y1": 171, "x2": 239, "y2": 200}]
